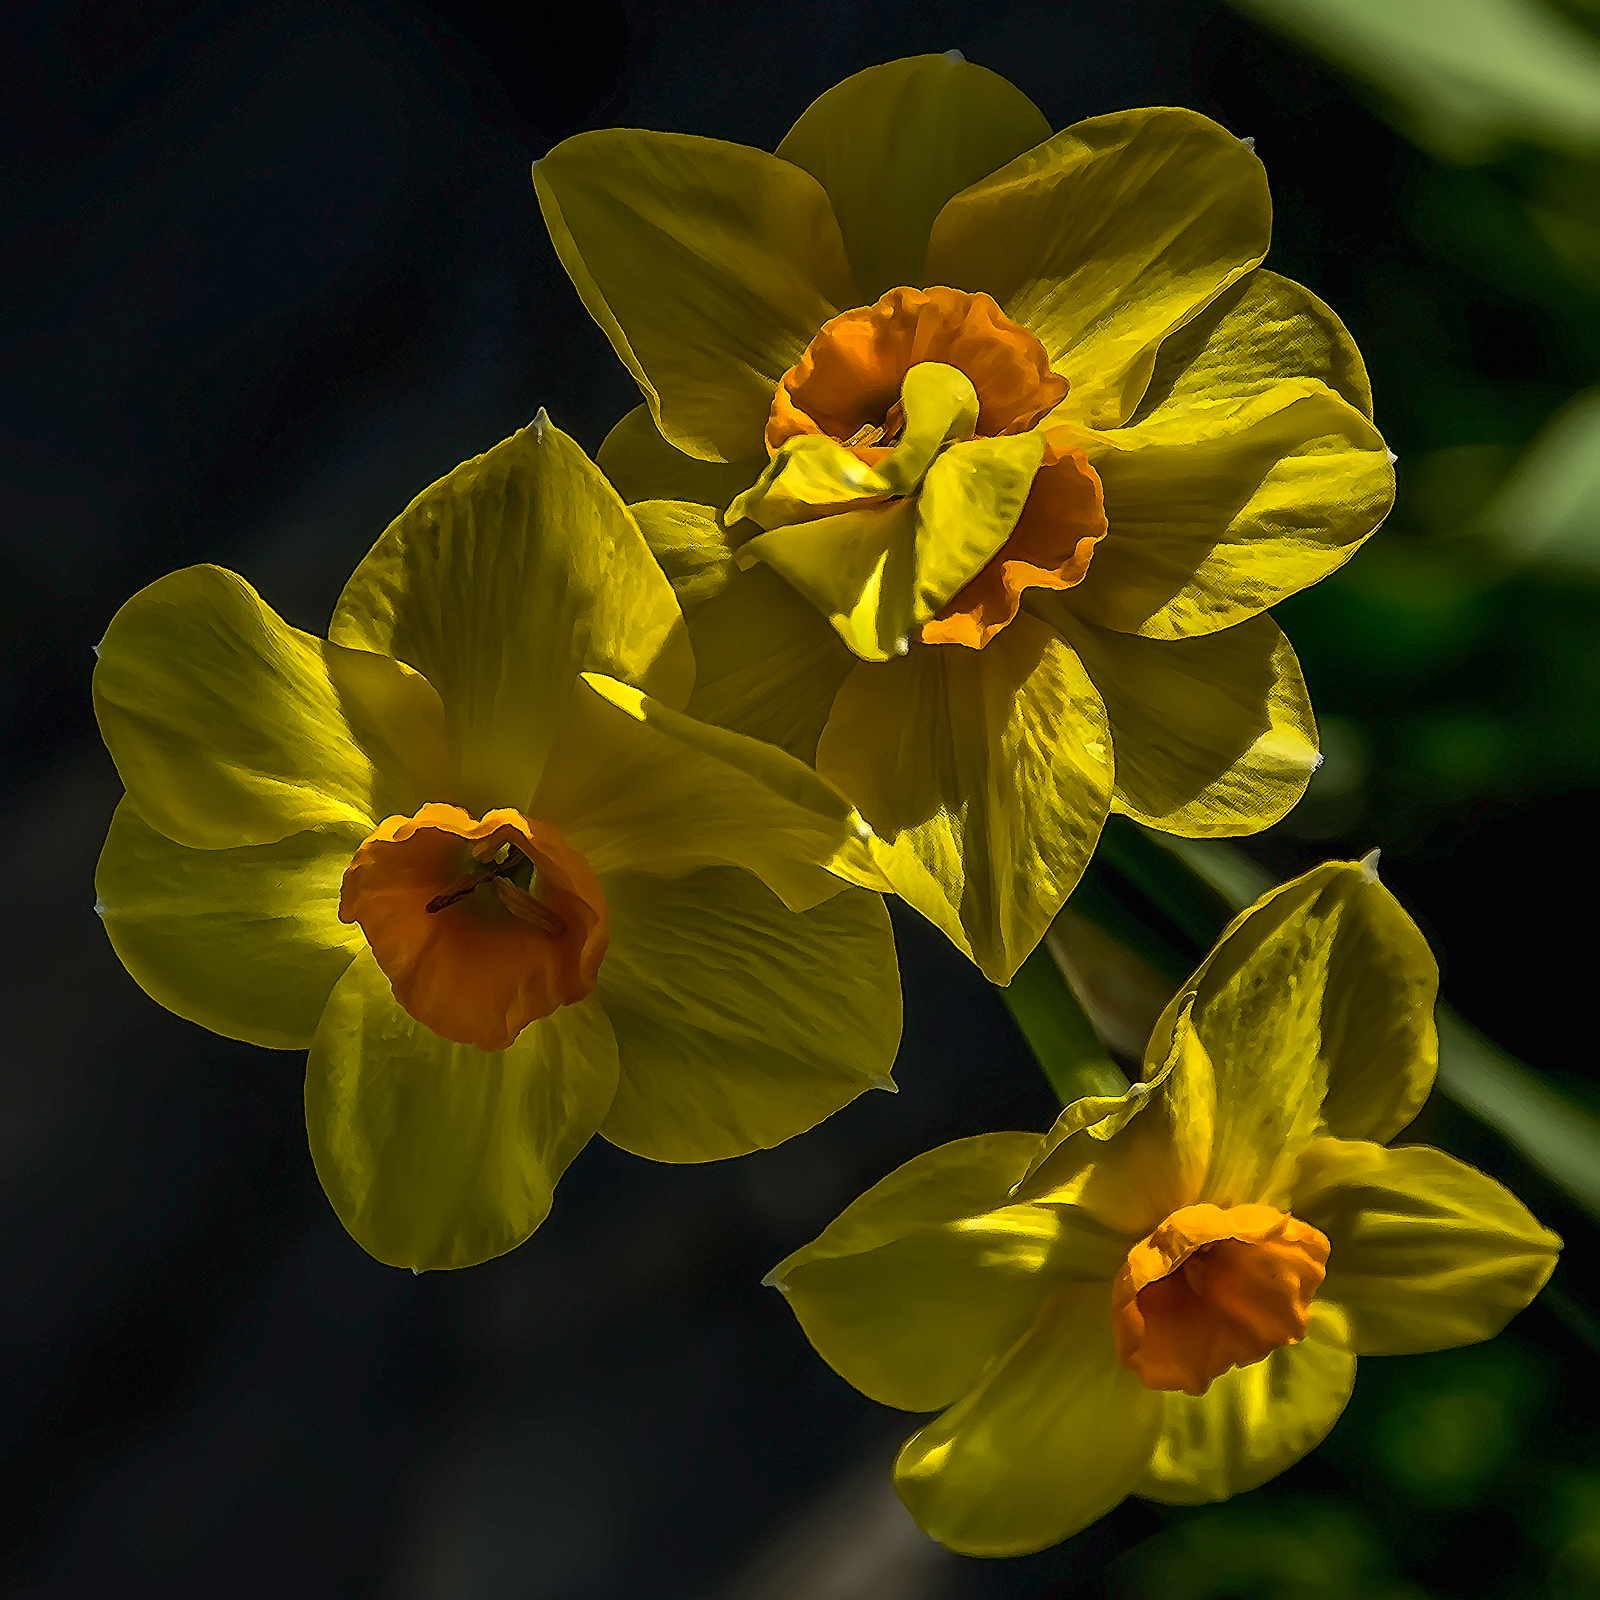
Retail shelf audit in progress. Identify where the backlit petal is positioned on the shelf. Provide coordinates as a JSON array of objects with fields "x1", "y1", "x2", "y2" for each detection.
[
  {"x1": 1293, "y1": 1140, "x2": 1560, "y2": 1356},
  {"x1": 784, "y1": 1202, "x2": 1128, "y2": 1414},
  {"x1": 776, "y1": 52, "x2": 1051, "y2": 301},
  {"x1": 925, "y1": 108, "x2": 1270, "y2": 430},
  {"x1": 816, "y1": 614, "x2": 1111, "y2": 980},
  {"x1": 1047, "y1": 608, "x2": 1320, "y2": 835},
  {"x1": 96, "y1": 799, "x2": 365, "y2": 1050},
  {"x1": 330, "y1": 420, "x2": 691, "y2": 815},
  {"x1": 595, "y1": 867, "x2": 900, "y2": 1161},
  {"x1": 895, "y1": 1282, "x2": 1161, "y2": 1556},
  {"x1": 534, "y1": 131, "x2": 856, "y2": 460},
  {"x1": 305, "y1": 948, "x2": 617, "y2": 1270},
  {"x1": 533, "y1": 673, "x2": 871, "y2": 912},
  {"x1": 597, "y1": 405, "x2": 765, "y2": 508},
  {"x1": 1135, "y1": 1300, "x2": 1355, "y2": 1503},
  {"x1": 1045, "y1": 378, "x2": 1391, "y2": 639},
  {"x1": 93, "y1": 564, "x2": 451, "y2": 848}
]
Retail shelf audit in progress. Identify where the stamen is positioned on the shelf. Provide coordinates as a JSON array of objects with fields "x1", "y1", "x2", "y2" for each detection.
[
  {"x1": 843, "y1": 422, "x2": 885, "y2": 448},
  {"x1": 424, "y1": 849, "x2": 525, "y2": 914}
]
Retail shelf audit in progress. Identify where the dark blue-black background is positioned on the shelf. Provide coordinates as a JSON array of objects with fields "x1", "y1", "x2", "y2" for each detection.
[{"x1": 4, "y1": 3, "x2": 1594, "y2": 1596}]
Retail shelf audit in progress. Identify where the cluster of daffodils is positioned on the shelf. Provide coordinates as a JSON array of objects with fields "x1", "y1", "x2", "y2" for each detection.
[{"x1": 93, "y1": 52, "x2": 1557, "y2": 1550}]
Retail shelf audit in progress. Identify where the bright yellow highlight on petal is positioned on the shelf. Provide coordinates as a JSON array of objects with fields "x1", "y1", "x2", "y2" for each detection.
[
  {"x1": 774, "y1": 857, "x2": 1561, "y2": 1557},
  {"x1": 1111, "y1": 1201, "x2": 1329, "y2": 1397},
  {"x1": 340, "y1": 803, "x2": 609, "y2": 1052}
]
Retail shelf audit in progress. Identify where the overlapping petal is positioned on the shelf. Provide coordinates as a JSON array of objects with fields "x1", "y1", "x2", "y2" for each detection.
[
  {"x1": 1135, "y1": 1300, "x2": 1356, "y2": 1503},
  {"x1": 924, "y1": 108, "x2": 1271, "y2": 430},
  {"x1": 775, "y1": 53, "x2": 1052, "y2": 302},
  {"x1": 330, "y1": 420, "x2": 691, "y2": 815},
  {"x1": 598, "y1": 405, "x2": 765, "y2": 509},
  {"x1": 594, "y1": 867, "x2": 900, "y2": 1162},
  {"x1": 894, "y1": 1282, "x2": 1161, "y2": 1557},
  {"x1": 306, "y1": 948, "x2": 618, "y2": 1270},
  {"x1": 95, "y1": 800, "x2": 366, "y2": 1050},
  {"x1": 533, "y1": 133, "x2": 857, "y2": 461},
  {"x1": 1039, "y1": 378, "x2": 1392, "y2": 640},
  {"x1": 93, "y1": 564, "x2": 452, "y2": 849},
  {"x1": 1294, "y1": 1140, "x2": 1561, "y2": 1356},
  {"x1": 1048, "y1": 608, "x2": 1319, "y2": 835},
  {"x1": 816, "y1": 615, "x2": 1111, "y2": 979},
  {"x1": 531, "y1": 672, "x2": 869, "y2": 912}
]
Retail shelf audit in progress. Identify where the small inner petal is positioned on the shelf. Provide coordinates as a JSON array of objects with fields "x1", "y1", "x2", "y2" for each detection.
[
  {"x1": 1110, "y1": 1201, "x2": 1330, "y2": 1397},
  {"x1": 339, "y1": 802, "x2": 608, "y2": 1052}
]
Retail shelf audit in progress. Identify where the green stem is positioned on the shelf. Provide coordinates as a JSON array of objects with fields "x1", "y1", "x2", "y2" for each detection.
[{"x1": 1000, "y1": 939, "x2": 1129, "y2": 1107}]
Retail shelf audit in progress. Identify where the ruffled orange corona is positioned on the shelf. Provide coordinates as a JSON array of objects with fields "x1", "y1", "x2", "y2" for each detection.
[
  {"x1": 339, "y1": 804, "x2": 609, "y2": 1052},
  {"x1": 1110, "y1": 1202, "x2": 1330, "y2": 1397}
]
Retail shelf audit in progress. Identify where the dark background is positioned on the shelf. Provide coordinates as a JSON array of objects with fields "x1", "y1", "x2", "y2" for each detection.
[{"x1": 3, "y1": 2, "x2": 1596, "y2": 1596}]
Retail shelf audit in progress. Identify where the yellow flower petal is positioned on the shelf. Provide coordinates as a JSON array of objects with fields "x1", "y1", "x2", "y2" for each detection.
[
  {"x1": 95, "y1": 799, "x2": 365, "y2": 1050},
  {"x1": 925, "y1": 108, "x2": 1270, "y2": 430},
  {"x1": 533, "y1": 673, "x2": 870, "y2": 913},
  {"x1": 533, "y1": 131, "x2": 856, "y2": 461},
  {"x1": 784, "y1": 1202, "x2": 1127, "y2": 1414},
  {"x1": 895, "y1": 1282, "x2": 1161, "y2": 1556},
  {"x1": 305, "y1": 947, "x2": 618, "y2": 1270},
  {"x1": 1131, "y1": 267, "x2": 1375, "y2": 423},
  {"x1": 595, "y1": 867, "x2": 900, "y2": 1161},
  {"x1": 597, "y1": 404, "x2": 764, "y2": 508},
  {"x1": 1045, "y1": 608, "x2": 1320, "y2": 836},
  {"x1": 1293, "y1": 1139, "x2": 1561, "y2": 1356},
  {"x1": 776, "y1": 52, "x2": 1052, "y2": 301},
  {"x1": 330, "y1": 419, "x2": 692, "y2": 815},
  {"x1": 737, "y1": 424, "x2": 1045, "y2": 663},
  {"x1": 1135, "y1": 1299, "x2": 1356, "y2": 1504},
  {"x1": 816, "y1": 614, "x2": 1112, "y2": 980},
  {"x1": 1139, "y1": 860, "x2": 1438, "y2": 1205},
  {"x1": 1043, "y1": 377, "x2": 1391, "y2": 640},
  {"x1": 93, "y1": 564, "x2": 452, "y2": 849}
]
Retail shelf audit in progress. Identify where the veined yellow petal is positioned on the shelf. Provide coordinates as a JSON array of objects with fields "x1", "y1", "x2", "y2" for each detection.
[
  {"x1": 784, "y1": 1203, "x2": 1127, "y2": 1414},
  {"x1": 96, "y1": 799, "x2": 366, "y2": 1050},
  {"x1": 1143, "y1": 861, "x2": 1438, "y2": 1205},
  {"x1": 595, "y1": 867, "x2": 900, "y2": 1161},
  {"x1": 330, "y1": 420, "x2": 692, "y2": 816},
  {"x1": 305, "y1": 948, "x2": 618, "y2": 1270},
  {"x1": 533, "y1": 131, "x2": 857, "y2": 461},
  {"x1": 925, "y1": 108, "x2": 1270, "y2": 430},
  {"x1": 533, "y1": 673, "x2": 870, "y2": 913},
  {"x1": 776, "y1": 52, "x2": 1052, "y2": 302},
  {"x1": 597, "y1": 405, "x2": 765, "y2": 508},
  {"x1": 93, "y1": 564, "x2": 451, "y2": 849},
  {"x1": 895, "y1": 1282, "x2": 1161, "y2": 1556},
  {"x1": 1293, "y1": 1140, "x2": 1561, "y2": 1356},
  {"x1": 738, "y1": 427, "x2": 1044, "y2": 662},
  {"x1": 1045, "y1": 608, "x2": 1320, "y2": 835},
  {"x1": 1045, "y1": 377, "x2": 1392, "y2": 640},
  {"x1": 817, "y1": 614, "x2": 1111, "y2": 980},
  {"x1": 1135, "y1": 1300, "x2": 1356, "y2": 1504},
  {"x1": 1129, "y1": 268, "x2": 1375, "y2": 423}
]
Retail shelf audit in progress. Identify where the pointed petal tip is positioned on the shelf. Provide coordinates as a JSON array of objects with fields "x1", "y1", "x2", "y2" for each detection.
[
  {"x1": 893, "y1": 635, "x2": 910, "y2": 656},
  {"x1": 760, "y1": 1267, "x2": 789, "y2": 1292},
  {"x1": 943, "y1": 48, "x2": 966, "y2": 62},
  {"x1": 852, "y1": 815, "x2": 873, "y2": 841},
  {"x1": 870, "y1": 1074, "x2": 898, "y2": 1094},
  {"x1": 530, "y1": 406, "x2": 551, "y2": 439},
  {"x1": 1359, "y1": 847, "x2": 1381, "y2": 884},
  {"x1": 410, "y1": 1266, "x2": 423, "y2": 1276},
  {"x1": 1386, "y1": 448, "x2": 1398, "y2": 464},
  {"x1": 1127, "y1": 1080, "x2": 1151, "y2": 1097},
  {"x1": 1240, "y1": 135, "x2": 1256, "y2": 150},
  {"x1": 93, "y1": 897, "x2": 106, "y2": 918},
  {"x1": 1310, "y1": 750, "x2": 1326, "y2": 773},
  {"x1": 92, "y1": 639, "x2": 102, "y2": 658}
]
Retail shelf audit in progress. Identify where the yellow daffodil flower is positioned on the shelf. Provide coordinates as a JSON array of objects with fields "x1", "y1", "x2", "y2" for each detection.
[
  {"x1": 531, "y1": 53, "x2": 1394, "y2": 982},
  {"x1": 768, "y1": 856, "x2": 1559, "y2": 1556},
  {"x1": 93, "y1": 416, "x2": 902, "y2": 1272}
]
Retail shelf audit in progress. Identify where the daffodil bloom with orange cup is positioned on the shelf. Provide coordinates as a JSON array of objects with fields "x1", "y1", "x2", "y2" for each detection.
[
  {"x1": 532, "y1": 52, "x2": 1395, "y2": 981},
  {"x1": 92, "y1": 416, "x2": 902, "y2": 1272},
  {"x1": 768, "y1": 857, "x2": 1560, "y2": 1557}
]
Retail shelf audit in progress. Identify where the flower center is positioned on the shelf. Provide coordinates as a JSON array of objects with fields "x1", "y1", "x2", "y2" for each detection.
[
  {"x1": 759, "y1": 286, "x2": 1107, "y2": 652},
  {"x1": 1110, "y1": 1202, "x2": 1330, "y2": 1397},
  {"x1": 339, "y1": 802, "x2": 609, "y2": 1052}
]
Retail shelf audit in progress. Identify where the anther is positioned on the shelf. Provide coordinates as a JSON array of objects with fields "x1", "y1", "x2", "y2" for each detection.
[{"x1": 425, "y1": 849, "x2": 525, "y2": 914}]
